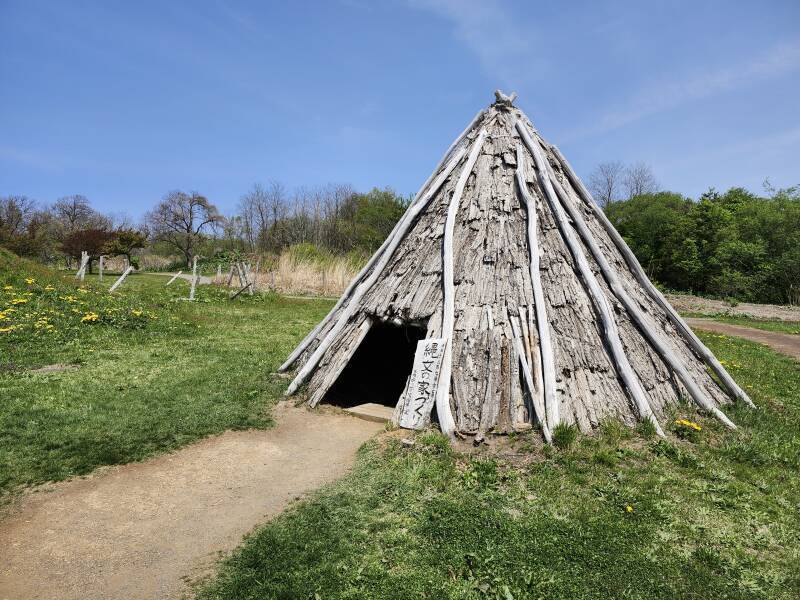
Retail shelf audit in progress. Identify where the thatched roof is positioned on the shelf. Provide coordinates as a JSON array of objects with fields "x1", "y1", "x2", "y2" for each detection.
[{"x1": 280, "y1": 92, "x2": 752, "y2": 441}]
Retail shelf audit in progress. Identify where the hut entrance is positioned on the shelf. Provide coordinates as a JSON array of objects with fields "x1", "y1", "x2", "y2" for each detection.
[{"x1": 323, "y1": 320, "x2": 427, "y2": 409}]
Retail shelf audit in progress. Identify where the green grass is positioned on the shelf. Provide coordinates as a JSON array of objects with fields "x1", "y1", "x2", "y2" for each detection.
[
  {"x1": 0, "y1": 251, "x2": 333, "y2": 496},
  {"x1": 682, "y1": 312, "x2": 800, "y2": 335},
  {"x1": 200, "y1": 334, "x2": 800, "y2": 599}
]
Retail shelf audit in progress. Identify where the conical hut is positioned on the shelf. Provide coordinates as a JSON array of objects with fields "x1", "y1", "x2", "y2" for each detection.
[{"x1": 280, "y1": 91, "x2": 753, "y2": 441}]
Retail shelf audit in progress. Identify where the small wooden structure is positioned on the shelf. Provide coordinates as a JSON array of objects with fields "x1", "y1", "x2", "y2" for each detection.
[{"x1": 280, "y1": 92, "x2": 753, "y2": 440}]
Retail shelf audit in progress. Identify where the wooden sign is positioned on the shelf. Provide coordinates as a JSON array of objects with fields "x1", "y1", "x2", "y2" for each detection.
[{"x1": 397, "y1": 338, "x2": 447, "y2": 430}]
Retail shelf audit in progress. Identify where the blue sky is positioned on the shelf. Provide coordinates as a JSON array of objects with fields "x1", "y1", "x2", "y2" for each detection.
[{"x1": 1, "y1": 0, "x2": 798, "y2": 219}]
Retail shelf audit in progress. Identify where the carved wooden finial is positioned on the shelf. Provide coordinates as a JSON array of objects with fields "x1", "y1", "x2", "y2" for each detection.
[{"x1": 494, "y1": 89, "x2": 517, "y2": 107}]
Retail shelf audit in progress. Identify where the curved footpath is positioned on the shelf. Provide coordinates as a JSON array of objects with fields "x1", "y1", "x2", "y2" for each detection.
[
  {"x1": 0, "y1": 403, "x2": 383, "y2": 600},
  {"x1": 686, "y1": 318, "x2": 800, "y2": 360}
]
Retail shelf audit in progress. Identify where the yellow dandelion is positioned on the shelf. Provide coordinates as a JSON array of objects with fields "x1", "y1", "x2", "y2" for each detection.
[
  {"x1": 25, "y1": 278, "x2": 36, "y2": 285},
  {"x1": 81, "y1": 312, "x2": 100, "y2": 323},
  {"x1": 625, "y1": 505, "x2": 634, "y2": 513},
  {"x1": 3, "y1": 285, "x2": 13, "y2": 290},
  {"x1": 0, "y1": 326, "x2": 15, "y2": 333},
  {"x1": 131, "y1": 309, "x2": 143, "y2": 317},
  {"x1": 11, "y1": 298, "x2": 28, "y2": 305},
  {"x1": 44, "y1": 285, "x2": 55, "y2": 291},
  {"x1": 77, "y1": 288, "x2": 89, "y2": 294}
]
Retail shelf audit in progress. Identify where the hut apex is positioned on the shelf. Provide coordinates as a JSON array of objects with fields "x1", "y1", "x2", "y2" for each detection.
[{"x1": 280, "y1": 93, "x2": 753, "y2": 440}]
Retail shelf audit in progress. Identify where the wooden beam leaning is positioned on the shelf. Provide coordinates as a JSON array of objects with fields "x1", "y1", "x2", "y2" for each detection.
[
  {"x1": 514, "y1": 144, "x2": 559, "y2": 430},
  {"x1": 550, "y1": 145, "x2": 754, "y2": 410},
  {"x1": 510, "y1": 316, "x2": 552, "y2": 442},
  {"x1": 435, "y1": 129, "x2": 488, "y2": 437},
  {"x1": 109, "y1": 265, "x2": 134, "y2": 293},
  {"x1": 517, "y1": 121, "x2": 664, "y2": 436},
  {"x1": 229, "y1": 282, "x2": 252, "y2": 300},
  {"x1": 284, "y1": 145, "x2": 471, "y2": 396},
  {"x1": 165, "y1": 271, "x2": 183, "y2": 286},
  {"x1": 278, "y1": 112, "x2": 486, "y2": 373},
  {"x1": 547, "y1": 166, "x2": 737, "y2": 429}
]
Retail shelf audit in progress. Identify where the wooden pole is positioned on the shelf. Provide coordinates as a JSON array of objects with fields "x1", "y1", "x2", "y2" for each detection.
[
  {"x1": 518, "y1": 120, "x2": 664, "y2": 436},
  {"x1": 434, "y1": 130, "x2": 487, "y2": 437},
  {"x1": 550, "y1": 145, "x2": 754, "y2": 409},
  {"x1": 252, "y1": 258, "x2": 261, "y2": 292},
  {"x1": 514, "y1": 145, "x2": 559, "y2": 429},
  {"x1": 510, "y1": 316, "x2": 552, "y2": 442},
  {"x1": 109, "y1": 265, "x2": 134, "y2": 292},
  {"x1": 226, "y1": 265, "x2": 235, "y2": 287},
  {"x1": 283, "y1": 145, "x2": 469, "y2": 392},
  {"x1": 547, "y1": 164, "x2": 736, "y2": 429},
  {"x1": 278, "y1": 112, "x2": 486, "y2": 373},
  {"x1": 99, "y1": 256, "x2": 104, "y2": 282},
  {"x1": 165, "y1": 271, "x2": 183, "y2": 286}
]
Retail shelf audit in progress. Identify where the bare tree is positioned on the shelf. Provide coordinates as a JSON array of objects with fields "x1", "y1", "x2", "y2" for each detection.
[
  {"x1": 623, "y1": 163, "x2": 659, "y2": 199},
  {"x1": 51, "y1": 195, "x2": 110, "y2": 235},
  {"x1": 145, "y1": 191, "x2": 223, "y2": 265},
  {"x1": 588, "y1": 161, "x2": 624, "y2": 208}
]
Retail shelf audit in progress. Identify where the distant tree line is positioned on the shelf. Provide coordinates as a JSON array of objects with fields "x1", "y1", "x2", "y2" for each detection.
[
  {"x1": 1, "y1": 184, "x2": 409, "y2": 270},
  {"x1": 3, "y1": 171, "x2": 797, "y2": 304}
]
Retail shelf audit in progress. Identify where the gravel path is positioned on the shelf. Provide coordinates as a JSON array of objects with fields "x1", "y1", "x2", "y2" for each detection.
[
  {"x1": 0, "y1": 404, "x2": 383, "y2": 599},
  {"x1": 686, "y1": 318, "x2": 800, "y2": 360}
]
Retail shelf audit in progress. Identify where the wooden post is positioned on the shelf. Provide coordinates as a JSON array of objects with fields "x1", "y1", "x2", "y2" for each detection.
[
  {"x1": 434, "y1": 129, "x2": 487, "y2": 437},
  {"x1": 547, "y1": 165, "x2": 736, "y2": 429},
  {"x1": 189, "y1": 256, "x2": 198, "y2": 301},
  {"x1": 252, "y1": 258, "x2": 261, "y2": 292},
  {"x1": 515, "y1": 145, "x2": 558, "y2": 429},
  {"x1": 165, "y1": 271, "x2": 183, "y2": 286},
  {"x1": 99, "y1": 256, "x2": 105, "y2": 282},
  {"x1": 109, "y1": 265, "x2": 134, "y2": 292},
  {"x1": 226, "y1": 265, "x2": 236, "y2": 287},
  {"x1": 518, "y1": 120, "x2": 664, "y2": 436},
  {"x1": 551, "y1": 144, "x2": 754, "y2": 409},
  {"x1": 510, "y1": 316, "x2": 551, "y2": 442},
  {"x1": 75, "y1": 251, "x2": 89, "y2": 281},
  {"x1": 216, "y1": 264, "x2": 222, "y2": 284}
]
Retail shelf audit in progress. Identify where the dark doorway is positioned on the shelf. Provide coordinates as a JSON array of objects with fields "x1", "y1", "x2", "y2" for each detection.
[{"x1": 323, "y1": 320, "x2": 426, "y2": 409}]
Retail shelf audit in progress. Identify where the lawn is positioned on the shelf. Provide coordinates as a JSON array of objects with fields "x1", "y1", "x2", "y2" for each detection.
[
  {"x1": 199, "y1": 334, "x2": 800, "y2": 599},
  {"x1": 0, "y1": 250, "x2": 332, "y2": 496}
]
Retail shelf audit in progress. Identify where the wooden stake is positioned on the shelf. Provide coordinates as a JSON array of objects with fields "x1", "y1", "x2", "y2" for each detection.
[
  {"x1": 165, "y1": 271, "x2": 183, "y2": 286},
  {"x1": 109, "y1": 265, "x2": 134, "y2": 292},
  {"x1": 98, "y1": 256, "x2": 104, "y2": 282},
  {"x1": 229, "y1": 282, "x2": 252, "y2": 299},
  {"x1": 189, "y1": 256, "x2": 198, "y2": 301}
]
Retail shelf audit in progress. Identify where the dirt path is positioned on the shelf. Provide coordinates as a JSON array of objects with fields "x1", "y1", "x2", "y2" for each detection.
[
  {"x1": 686, "y1": 318, "x2": 800, "y2": 360},
  {"x1": 0, "y1": 404, "x2": 383, "y2": 600},
  {"x1": 668, "y1": 294, "x2": 800, "y2": 321}
]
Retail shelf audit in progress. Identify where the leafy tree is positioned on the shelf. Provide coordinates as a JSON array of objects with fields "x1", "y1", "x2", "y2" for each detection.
[
  {"x1": 103, "y1": 229, "x2": 147, "y2": 268},
  {"x1": 60, "y1": 229, "x2": 114, "y2": 273}
]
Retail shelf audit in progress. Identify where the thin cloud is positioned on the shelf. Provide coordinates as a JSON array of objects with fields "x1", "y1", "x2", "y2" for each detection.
[
  {"x1": 568, "y1": 39, "x2": 800, "y2": 141},
  {"x1": 409, "y1": 0, "x2": 541, "y2": 87}
]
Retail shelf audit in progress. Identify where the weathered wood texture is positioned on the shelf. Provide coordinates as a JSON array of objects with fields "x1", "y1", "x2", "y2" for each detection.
[
  {"x1": 109, "y1": 266, "x2": 134, "y2": 293},
  {"x1": 282, "y1": 95, "x2": 752, "y2": 438}
]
